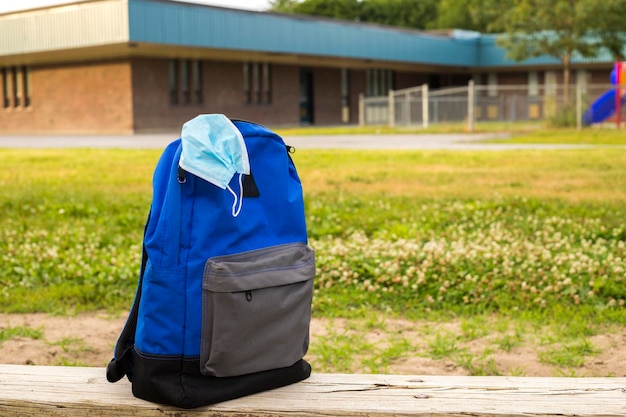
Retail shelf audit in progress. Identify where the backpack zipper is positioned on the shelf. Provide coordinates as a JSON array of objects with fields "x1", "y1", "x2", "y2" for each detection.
[{"x1": 177, "y1": 166, "x2": 186, "y2": 183}]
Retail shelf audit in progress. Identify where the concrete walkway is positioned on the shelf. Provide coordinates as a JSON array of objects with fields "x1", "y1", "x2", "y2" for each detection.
[
  {"x1": 283, "y1": 133, "x2": 593, "y2": 151},
  {"x1": 0, "y1": 132, "x2": 595, "y2": 150}
]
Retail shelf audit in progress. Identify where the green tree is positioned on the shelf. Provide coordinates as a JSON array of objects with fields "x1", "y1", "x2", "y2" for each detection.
[
  {"x1": 268, "y1": 0, "x2": 299, "y2": 12},
  {"x1": 497, "y1": 0, "x2": 626, "y2": 104},
  {"x1": 291, "y1": 0, "x2": 361, "y2": 20},
  {"x1": 271, "y1": 0, "x2": 438, "y2": 29},
  {"x1": 359, "y1": 0, "x2": 438, "y2": 30},
  {"x1": 431, "y1": 0, "x2": 513, "y2": 33}
]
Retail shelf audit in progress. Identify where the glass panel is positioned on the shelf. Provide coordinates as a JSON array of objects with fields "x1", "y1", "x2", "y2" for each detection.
[
  {"x1": 1, "y1": 68, "x2": 9, "y2": 108},
  {"x1": 12, "y1": 67, "x2": 20, "y2": 108},
  {"x1": 488, "y1": 73, "x2": 498, "y2": 97},
  {"x1": 243, "y1": 63, "x2": 250, "y2": 103},
  {"x1": 252, "y1": 63, "x2": 260, "y2": 103},
  {"x1": 193, "y1": 60, "x2": 203, "y2": 104},
  {"x1": 528, "y1": 71, "x2": 538, "y2": 97},
  {"x1": 181, "y1": 60, "x2": 190, "y2": 104},
  {"x1": 22, "y1": 66, "x2": 30, "y2": 107},
  {"x1": 262, "y1": 63, "x2": 271, "y2": 103},
  {"x1": 169, "y1": 60, "x2": 178, "y2": 104}
]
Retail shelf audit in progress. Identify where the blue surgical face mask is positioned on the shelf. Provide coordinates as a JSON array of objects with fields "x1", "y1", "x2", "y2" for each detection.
[
  {"x1": 179, "y1": 114, "x2": 250, "y2": 189},
  {"x1": 179, "y1": 114, "x2": 251, "y2": 217}
]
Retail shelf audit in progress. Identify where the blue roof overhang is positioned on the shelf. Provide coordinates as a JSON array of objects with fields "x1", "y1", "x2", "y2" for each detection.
[
  {"x1": 127, "y1": 0, "x2": 479, "y2": 70},
  {"x1": 477, "y1": 34, "x2": 620, "y2": 70}
]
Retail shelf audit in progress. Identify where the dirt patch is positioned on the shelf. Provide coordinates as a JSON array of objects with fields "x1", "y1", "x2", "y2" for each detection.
[
  {"x1": 1, "y1": 313, "x2": 624, "y2": 377},
  {"x1": 0, "y1": 313, "x2": 122, "y2": 367}
]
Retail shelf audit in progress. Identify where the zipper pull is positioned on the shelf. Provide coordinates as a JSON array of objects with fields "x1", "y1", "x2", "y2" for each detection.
[
  {"x1": 177, "y1": 166, "x2": 187, "y2": 184},
  {"x1": 245, "y1": 290, "x2": 252, "y2": 302}
]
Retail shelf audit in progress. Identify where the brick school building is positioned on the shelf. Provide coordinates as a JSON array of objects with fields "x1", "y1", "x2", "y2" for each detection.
[{"x1": 0, "y1": 0, "x2": 615, "y2": 133}]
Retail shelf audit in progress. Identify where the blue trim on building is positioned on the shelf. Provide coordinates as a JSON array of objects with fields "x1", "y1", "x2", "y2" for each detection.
[
  {"x1": 476, "y1": 34, "x2": 618, "y2": 67},
  {"x1": 127, "y1": 0, "x2": 614, "y2": 69},
  {"x1": 128, "y1": 0, "x2": 477, "y2": 66},
  {"x1": 477, "y1": 35, "x2": 559, "y2": 67}
]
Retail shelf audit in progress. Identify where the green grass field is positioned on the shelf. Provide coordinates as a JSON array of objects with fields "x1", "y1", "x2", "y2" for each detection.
[
  {"x1": 1, "y1": 140, "x2": 624, "y2": 321},
  {"x1": 275, "y1": 124, "x2": 626, "y2": 145},
  {"x1": 1, "y1": 128, "x2": 625, "y2": 375}
]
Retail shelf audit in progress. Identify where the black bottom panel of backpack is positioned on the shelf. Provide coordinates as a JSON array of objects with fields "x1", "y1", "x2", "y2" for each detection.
[{"x1": 130, "y1": 350, "x2": 312, "y2": 409}]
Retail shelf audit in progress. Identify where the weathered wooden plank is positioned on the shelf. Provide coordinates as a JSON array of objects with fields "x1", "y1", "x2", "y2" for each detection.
[{"x1": 0, "y1": 364, "x2": 624, "y2": 416}]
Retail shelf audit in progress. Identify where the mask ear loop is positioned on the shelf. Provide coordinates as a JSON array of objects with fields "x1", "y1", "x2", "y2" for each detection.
[{"x1": 226, "y1": 173, "x2": 244, "y2": 217}]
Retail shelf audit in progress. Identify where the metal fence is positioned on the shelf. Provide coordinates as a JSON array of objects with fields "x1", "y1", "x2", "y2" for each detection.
[{"x1": 359, "y1": 82, "x2": 626, "y2": 130}]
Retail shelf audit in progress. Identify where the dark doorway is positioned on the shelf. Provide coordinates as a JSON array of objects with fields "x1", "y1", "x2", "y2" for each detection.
[
  {"x1": 299, "y1": 68, "x2": 314, "y2": 124},
  {"x1": 428, "y1": 74, "x2": 441, "y2": 90}
]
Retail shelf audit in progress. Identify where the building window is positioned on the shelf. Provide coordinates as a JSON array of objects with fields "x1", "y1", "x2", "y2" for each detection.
[
  {"x1": 576, "y1": 69, "x2": 588, "y2": 95},
  {"x1": 192, "y1": 60, "x2": 203, "y2": 104},
  {"x1": 168, "y1": 60, "x2": 178, "y2": 105},
  {"x1": 243, "y1": 63, "x2": 250, "y2": 103},
  {"x1": 169, "y1": 59, "x2": 203, "y2": 105},
  {"x1": 366, "y1": 69, "x2": 394, "y2": 97},
  {"x1": 528, "y1": 71, "x2": 538, "y2": 97},
  {"x1": 261, "y1": 63, "x2": 271, "y2": 104},
  {"x1": 243, "y1": 62, "x2": 272, "y2": 104},
  {"x1": 2, "y1": 66, "x2": 30, "y2": 110},
  {"x1": 252, "y1": 63, "x2": 260, "y2": 103},
  {"x1": 2, "y1": 68, "x2": 9, "y2": 108},
  {"x1": 22, "y1": 66, "x2": 30, "y2": 107},
  {"x1": 341, "y1": 68, "x2": 350, "y2": 123},
  {"x1": 181, "y1": 60, "x2": 190, "y2": 104},
  {"x1": 487, "y1": 73, "x2": 498, "y2": 97},
  {"x1": 545, "y1": 71, "x2": 557, "y2": 96},
  {"x1": 12, "y1": 68, "x2": 20, "y2": 107}
]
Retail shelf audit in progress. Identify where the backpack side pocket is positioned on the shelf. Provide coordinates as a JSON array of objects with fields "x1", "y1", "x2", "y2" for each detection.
[{"x1": 200, "y1": 243, "x2": 315, "y2": 377}]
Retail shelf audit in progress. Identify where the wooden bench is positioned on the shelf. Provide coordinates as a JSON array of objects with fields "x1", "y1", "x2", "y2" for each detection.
[{"x1": 0, "y1": 364, "x2": 624, "y2": 416}]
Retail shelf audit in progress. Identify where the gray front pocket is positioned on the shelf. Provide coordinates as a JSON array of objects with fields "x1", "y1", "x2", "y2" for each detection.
[{"x1": 200, "y1": 242, "x2": 315, "y2": 377}]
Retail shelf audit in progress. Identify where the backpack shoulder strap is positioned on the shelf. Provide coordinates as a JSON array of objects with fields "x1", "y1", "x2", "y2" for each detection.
[{"x1": 106, "y1": 212, "x2": 150, "y2": 383}]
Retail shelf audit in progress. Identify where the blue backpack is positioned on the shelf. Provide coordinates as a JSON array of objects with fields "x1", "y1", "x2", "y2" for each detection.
[{"x1": 107, "y1": 117, "x2": 315, "y2": 408}]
